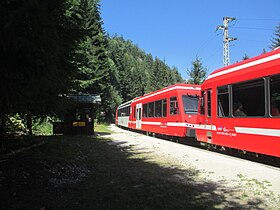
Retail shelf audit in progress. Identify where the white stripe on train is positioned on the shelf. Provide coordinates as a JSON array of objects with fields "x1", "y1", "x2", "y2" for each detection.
[
  {"x1": 235, "y1": 127, "x2": 280, "y2": 137},
  {"x1": 206, "y1": 52, "x2": 280, "y2": 80},
  {"x1": 126, "y1": 120, "x2": 280, "y2": 137}
]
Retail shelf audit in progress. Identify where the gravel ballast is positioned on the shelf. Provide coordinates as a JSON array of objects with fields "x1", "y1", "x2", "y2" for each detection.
[{"x1": 105, "y1": 125, "x2": 280, "y2": 208}]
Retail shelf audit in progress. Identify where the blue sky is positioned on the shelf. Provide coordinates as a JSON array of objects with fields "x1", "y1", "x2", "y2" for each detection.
[{"x1": 100, "y1": 0, "x2": 280, "y2": 79}]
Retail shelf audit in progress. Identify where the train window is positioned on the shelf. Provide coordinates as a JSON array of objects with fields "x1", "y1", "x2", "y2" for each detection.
[
  {"x1": 138, "y1": 107, "x2": 142, "y2": 120},
  {"x1": 148, "y1": 102, "x2": 154, "y2": 117},
  {"x1": 155, "y1": 100, "x2": 162, "y2": 117},
  {"x1": 207, "y1": 90, "x2": 211, "y2": 117},
  {"x1": 270, "y1": 74, "x2": 280, "y2": 117},
  {"x1": 119, "y1": 106, "x2": 130, "y2": 117},
  {"x1": 182, "y1": 95, "x2": 198, "y2": 114},
  {"x1": 143, "y1": 104, "x2": 147, "y2": 118},
  {"x1": 217, "y1": 86, "x2": 229, "y2": 117},
  {"x1": 232, "y1": 79, "x2": 265, "y2": 117},
  {"x1": 163, "y1": 99, "x2": 167, "y2": 117},
  {"x1": 200, "y1": 91, "x2": 205, "y2": 115},
  {"x1": 170, "y1": 97, "x2": 179, "y2": 115}
]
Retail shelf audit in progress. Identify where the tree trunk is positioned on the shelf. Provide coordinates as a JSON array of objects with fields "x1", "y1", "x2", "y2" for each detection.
[
  {"x1": 27, "y1": 113, "x2": 33, "y2": 135},
  {"x1": 0, "y1": 113, "x2": 6, "y2": 151}
]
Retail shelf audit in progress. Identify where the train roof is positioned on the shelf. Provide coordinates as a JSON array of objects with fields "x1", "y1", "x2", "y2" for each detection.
[
  {"x1": 117, "y1": 84, "x2": 201, "y2": 109},
  {"x1": 117, "y1": 100, "x2": 133, "y2": 109},
  {"x1": 133, "y1": 83, "x2": 201, "y2": 103},
  {"x1": 206, "y1": 48, "x2": 280, "y2": 81}
]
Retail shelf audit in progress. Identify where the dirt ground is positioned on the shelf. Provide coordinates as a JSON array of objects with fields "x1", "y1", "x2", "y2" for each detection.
[
  {"x1": 0, "y1": 126, "x2": 279, "y2": 209},
  {"x1": 105, "y1": 124, "x2": 280, "y2": 209}
]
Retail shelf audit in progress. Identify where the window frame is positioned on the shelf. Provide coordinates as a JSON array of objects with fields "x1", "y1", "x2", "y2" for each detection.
[
  {"x1": 215, "y1": 74, "x2": 280, "y2": 118},
  {"x1": 182, "y1": 94, "x2": 199, "y2": 114},
  {"x1": 200, "y1": 91, "x2": 205, "y2": 115},
  {"x1": 148, "y1": 101, "x2": 155, "y2": 117},
  {"x1": 217, "y1": 85, "x2": 230, "y2": 118},
  {"x1": 207, "y1": 90, "x2": 212, "y2": 118},
  {"x1": 170, "y1": 96, "x2": 179, "y2": 115},
  {"x1": 232, "y1": 78, "x2": 266, "y2": 118},
  {"x1": 269, "y1": 74, "x2": 280, "y2": 118},
  {"x1": 155, "y1": 100, "x2": 163, "y2": 117}
]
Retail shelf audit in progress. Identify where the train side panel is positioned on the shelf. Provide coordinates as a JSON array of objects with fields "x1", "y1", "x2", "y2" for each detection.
[
  {"x1": 130, "y1": 84, "x2": 200, "y2": 138},
  {"x1": 196, "y1": 49, "x2": 280, "y2": 157},
  {"x1": 116, "y1": 101, "x2": 133, "y2": 129}
]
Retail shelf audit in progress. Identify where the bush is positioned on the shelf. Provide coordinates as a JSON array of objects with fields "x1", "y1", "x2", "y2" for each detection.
[{"x1": 32, "y1": 117, "x2": 53, "y2": 135}]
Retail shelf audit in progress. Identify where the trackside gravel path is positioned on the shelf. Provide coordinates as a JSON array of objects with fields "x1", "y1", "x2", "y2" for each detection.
[{"x1": 105, "y1": 124, "x2": 280, "y2": 208}]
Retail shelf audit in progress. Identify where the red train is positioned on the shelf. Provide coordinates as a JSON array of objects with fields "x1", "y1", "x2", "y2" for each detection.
[
  {"x1": 116, "y1": 48, "x2": 280, "y2": 158},
  {"x1": 196, "y1": 48, "x2": 280, "y2": 158},
  {"x1": 116, "y1": 84, "x2": 201, "y2": 138}
]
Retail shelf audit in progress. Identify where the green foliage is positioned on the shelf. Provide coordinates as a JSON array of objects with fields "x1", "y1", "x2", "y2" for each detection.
[
  {"x1": 32, "y1": 117, "x2": 53, "y2": 135},
  {"x1": 107, "y1": 35, "x2": 184, "y2": 103},
  {"x1": 5, "y1": 115, "x2": 53, "y2": 136},
  {"x1": 71, "y1": 0, "x2": 120, "y2": 123},
  {"x1": 6, "y1": 114, "x2": 27, "y2": 135},
  {"x1": 186, "y1": 56, "x2": 207, "y2": 85},
  {"x1": 0, "y1": 0, "x2": 184, "y2": 134},
  {"x1": 242, "y1": 54, "x2": 250, "y2": 60},
  {"x1": 270, "y1": 23, "x2": 280, "y2": 49},
  {"x1": 0, "y1": 0, "x2": 89, "y2": 133},
  {"x1": 75, "y1": 10, "x2": 184, "y2": 123},
  {"x1": 94, "y1": 123, "x2": 112, "y2": 133}
]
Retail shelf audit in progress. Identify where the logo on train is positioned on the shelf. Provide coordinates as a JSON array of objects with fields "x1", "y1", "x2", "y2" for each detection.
[{"x1": 217, "y1": 126, "x2": 237, "y2": 137}]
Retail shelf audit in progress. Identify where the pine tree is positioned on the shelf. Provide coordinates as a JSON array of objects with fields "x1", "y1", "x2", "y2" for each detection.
[
  {"x1": 107, "y1": 35, "x2": 184, "y2": 100},
  {"x1": 242, "y1": 54, "x2": 250, "y2": 60},
  {"x1": 0, "y1": 0, "x2": 85, "y2": 137},
  {"x1": 186, "y1": 56, "x2": 207, "y2": 85},
  {"x1": 74, "y1": 0, "x2": 120, "y2": 122},
  {"x1": 74, "y1": 0, "x2": 106, "y2": 92},
  {"x1": 169, "y1": 67, "x2": 184, "y2": 84},
  {"x1": 270, "y1": 23, "x2": 280, "y2": 49}
]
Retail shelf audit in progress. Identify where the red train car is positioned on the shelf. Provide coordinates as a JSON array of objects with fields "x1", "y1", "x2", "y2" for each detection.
[
  {"x1": 196, "y1": 48, "x2": 280, "y2": 157},
  {"x1": 116, "y1": 84, "x2": 201, "y2": 138},
  {"x1": 115, "y1": 100, "x2": 132, "y2": 128}
]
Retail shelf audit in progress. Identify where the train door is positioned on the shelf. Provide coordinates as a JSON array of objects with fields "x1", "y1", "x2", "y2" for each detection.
[
  {"x1": 205, "y1": 89, "x2": 213, "y2": 143},
  {"x1": 136, "y1": 103, "x2": 142, "y2": 129},
  {"x1": 167, "y1": 96, "x2": 181, "y2": 136},
  {"x1": 197, "y1": 89, "x2": 213, "y2": 143}
]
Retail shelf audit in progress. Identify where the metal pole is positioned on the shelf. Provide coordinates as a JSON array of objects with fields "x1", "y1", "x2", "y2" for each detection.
[{"x1": 217, "y1": 17, "x2": 237, "y2": 66}]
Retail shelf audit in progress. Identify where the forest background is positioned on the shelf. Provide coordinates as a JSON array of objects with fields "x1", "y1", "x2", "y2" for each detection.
[{"x1": 0, "y1": 0, "x2": 279, "y2": 137}]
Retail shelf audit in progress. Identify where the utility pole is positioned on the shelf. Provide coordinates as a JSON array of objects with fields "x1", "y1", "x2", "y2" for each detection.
[{"x1": 217, "y1": 17, "x2": 237, "y2": 66}]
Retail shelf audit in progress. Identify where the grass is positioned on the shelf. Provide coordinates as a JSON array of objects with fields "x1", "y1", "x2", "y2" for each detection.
[
  {"x1": 0, "y1": 132, "x2": 276, "y2": 209},
  {"x1": 32, "y1": 119, "x2": 112, "y2": 136},
  {"x1": 94, "y1": 122, "x2": 112, "y2": 134},
  {"x1": 236, "y1": 173, "x2": 279, "y2": 206}
]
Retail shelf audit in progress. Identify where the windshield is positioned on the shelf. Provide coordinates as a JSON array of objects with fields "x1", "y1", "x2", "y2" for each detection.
[{"x1": 182, "y1": 95, "x2": 199, "y2": 114}]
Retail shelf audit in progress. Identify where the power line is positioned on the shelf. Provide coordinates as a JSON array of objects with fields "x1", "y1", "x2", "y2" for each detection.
[
  {"x1": 196, "y1": 31, "x2": 222, "y2": 55},
  {"x1": 232, "y1": 26, "x2": 274, "y2": 31},
  {"x1": 237, "y1": 18, "x2": 280, "y2": 21},
  {"x1": 203, "y1": 47, "x2": 221, "y2": 64},
  {"x1": 238, "y1": 38, "x2": 268, "y2": 43}
]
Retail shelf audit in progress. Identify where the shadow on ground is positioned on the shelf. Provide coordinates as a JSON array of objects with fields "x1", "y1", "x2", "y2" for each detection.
[
  {"x1": 95, "y1": 131, "x2": 112, "y2": 137},
  {"x1": 0, "y1": 135, "x2": 267, "y2": 210}
]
